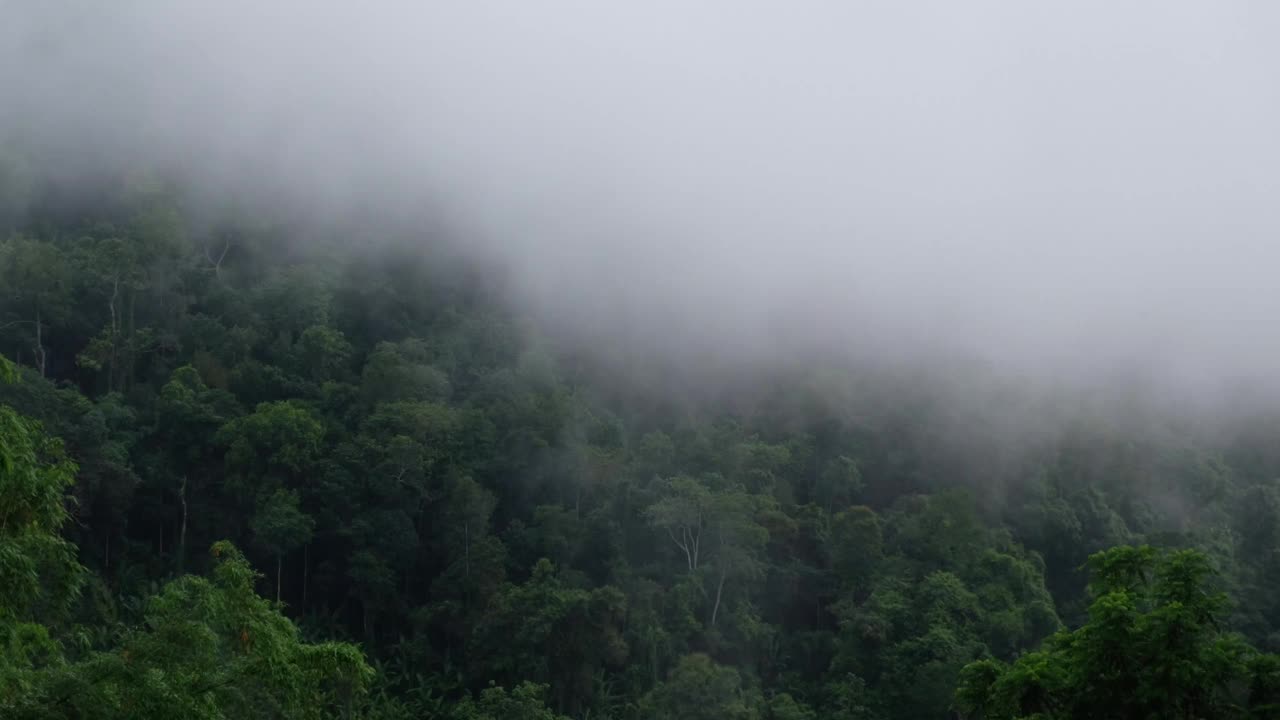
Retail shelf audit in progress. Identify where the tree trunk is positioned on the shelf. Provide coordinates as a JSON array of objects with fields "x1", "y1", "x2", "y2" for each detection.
[
  {"x1": 124, "y1": 288, "x2": 136, "y2": 391},
  {"x1": 669, "y1": 527, "x2": 694, "y2": 572},
  {"x1": 177, "y1": 476, "x2": 188, "y2": 572},
  {"x1": 691, "y1": 517, "x2": 701, "y2": 570},
  {"x1": 33, "y1": 308, "x2": 45, "y2": 377},
  {"x1": 206, "y1": 236, "x2": 230, "y2": 277},
  {"x1": 276, "y1": 554, "x2": 283, "y2": 603},
  {"x1": 464, "y1": 520, "x2": 470, "y2": 578},
  {"x1": 108, "y1": 277, "x2": 119, "y2": 392},
  {"x1": 711, "y1": 570, "x2": 727, "y2": 627},
  {"x1": 302, "y1": 542, "x2": 309, "y2": 610}
]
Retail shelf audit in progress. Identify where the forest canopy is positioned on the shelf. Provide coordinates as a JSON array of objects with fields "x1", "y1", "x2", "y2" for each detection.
[
  {"x1": 7, "y1": 4, "x2": 1280, "y2": 716},
  {"x1": 3, "y1": 167, "x2": 1280, "y2": 719}
]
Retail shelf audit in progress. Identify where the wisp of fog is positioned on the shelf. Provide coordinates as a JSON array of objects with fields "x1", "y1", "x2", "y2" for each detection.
[{"x1": 4, "y1": 1, "x2": 1280, "y2": 393}]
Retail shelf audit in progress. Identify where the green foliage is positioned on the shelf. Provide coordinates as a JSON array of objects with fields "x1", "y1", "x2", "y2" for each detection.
[
  {"x1": 0, "y1": 356, "x2": 84, "y2": 707},
  {"x1": 816, "y1": 455, "x2": 863, "y2": 513},
  {"x1": 956, "y1": 546, "x2": 1274, "y2": 719},
  {"x1": 219, "y1": 400, "x2": 324, "y2": 486},
  {"x1": 252, "y1": 490, "x2": 315, "y2": 560},
  {"x1": 467, "y1": 559, "x2": 627, "y2": 715},
  {"x1": 0, "y1": 387, "x2": 81, "y2": 623},
  {"x1": 6, "y1": 542, "x2": 372, "y2": 719},
  {"x1": 451, "y1": 682, "x2": 568, "y2": 720},
  {"x1": 8, "y1": 183, "x2": 1280, "y2": 719},
  {"x1": 641, "y1": 653, "x2": 758, "y2": 720}
]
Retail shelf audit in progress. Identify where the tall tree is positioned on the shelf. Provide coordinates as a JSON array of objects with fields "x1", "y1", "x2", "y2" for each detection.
[
  {"x1": 0, "y1": 354, "x2": 82, "y2": 679},
  {"x1": 956, "y1": 545, "x2": 1276, "y2": 720},
  {"x1": 250, "y1": 488, "x2": 315, "y2": 602},
  {"x1": 9, "y1": 543, "x2": 372, "y2": 719},
  {"x1": 0, "y1": 238, "x2": 72, "y2": 377}
]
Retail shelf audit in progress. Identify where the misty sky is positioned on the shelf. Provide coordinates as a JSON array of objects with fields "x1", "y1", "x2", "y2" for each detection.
[{"x1": 4, "y1": 2, "x2": 1280, "y2": 386}]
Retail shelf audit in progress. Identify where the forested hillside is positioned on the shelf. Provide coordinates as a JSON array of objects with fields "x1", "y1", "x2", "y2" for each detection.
[{"x1": 7, "y1": 175, "x2": 1280, "y2": 718}]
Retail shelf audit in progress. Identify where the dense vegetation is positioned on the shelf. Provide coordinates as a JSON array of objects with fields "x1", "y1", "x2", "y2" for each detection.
[{"x1": 6, "y1": 170, "x2": 1280, "y2": 718}]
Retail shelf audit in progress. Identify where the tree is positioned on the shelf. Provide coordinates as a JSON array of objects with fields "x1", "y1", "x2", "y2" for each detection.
[
  {"x1": 0, "y1": 237, "x2": 72, "y2": 377},
  {"x1": 8, "y1": 542, "x2": 372, "y2": 719},
  {"x1": 956, "y1": 545, "x2": 1275, "y2": 720},
  {"x1": 641, "y1": 653, "x2": 758, "y2": 720},
  {"x1": 831, "y1": 506, "x2": 883, "y2": 594},
  {"x1": 250, "y1": 488, "x2": 315, "y2": 602},
  {"x1": 292, "y1": 325, "x2": 353, "y2": 384},
  {"x1": 0, "y1": 355, "x2": 83, "y2": 703},
  {"x1": 359, "y1": 340, "x2": 450, "y2": 406},
  {"x1": 441, "y1": 475, "x2": 497, "y2": 584},
  {"x1": 646, "y1": 477, "x2": 769, "y2": 628},
  {"x1": 451, "y1": 682, "x2": 568, "y2": 720},
  {"x1": 646, "y1": 476, "x2": 713, "y2": 573},
  {"x1": 705, "y1": 487, "x2": 769, "y2": 628},
  {"x1": 152, "y1": 365, "x2": 241, "y2": 572},
  {"x1": 219, "y1": 400, "x2": 324, "y2": 492},
  {"x1": 815, "y1": 456, "x2": 864, "y2": 514},
  {"x1": 468, "y1": 559, "x2": 627, "y2": 715}
]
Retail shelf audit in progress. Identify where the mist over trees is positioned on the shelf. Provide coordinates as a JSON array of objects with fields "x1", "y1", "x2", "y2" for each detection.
[
  {"x1": 7, "y1": 2, "x2": 1280, "y2": 719},
  {"x1": 2, "y1": 168, "x2": 1280, "y2": 718}
]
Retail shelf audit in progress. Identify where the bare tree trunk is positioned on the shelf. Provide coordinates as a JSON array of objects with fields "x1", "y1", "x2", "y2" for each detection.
[
  {"x1": 711, "y1": 570, "x2": 727, "y2": 627},
  {"x1": 125, "y1": 288, "x2": 136, "y2": 391},
  {"x1": 302, "y1": 542, "x2": 309, "y2": 610},
  {"x1": 177, "y1": 476, "x2": 188, "y2": 572},
  {"x1": 692, "y1": 527, "x2": 700, "y2": 569},
  {"x1": 33, "y1": 309, "x2": 45, "y2": 377},
  {"x1": 107, "y1": 277, "x2": 119, "y2": 392},
  {"x1": 276, "y1": 554, "x2": 283, "y2": 603},
  {"x1": 667, "y1": 527, "x2": 694, "y2": 572},
  {"x1": 205, "y1": 236, "x2": 230, "y2": 277}
]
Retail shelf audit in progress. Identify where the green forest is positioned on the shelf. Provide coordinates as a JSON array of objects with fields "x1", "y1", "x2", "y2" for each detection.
[{"x1": 7, "y1": 172, "x2": 1280, "y2": 719}]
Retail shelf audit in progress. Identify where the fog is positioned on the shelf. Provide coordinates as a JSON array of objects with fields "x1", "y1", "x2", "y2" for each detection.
[{"x1": 4, "y1": 2, "x2": 1280, "y2": 393}]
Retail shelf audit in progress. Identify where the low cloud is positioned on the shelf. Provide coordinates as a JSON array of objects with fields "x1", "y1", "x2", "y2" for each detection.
[{"x1": 4, "y1": 2, "x2": 1280, "y2": 393}]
